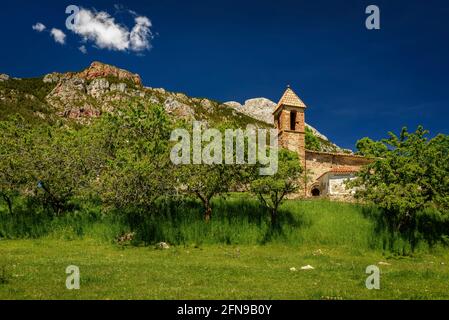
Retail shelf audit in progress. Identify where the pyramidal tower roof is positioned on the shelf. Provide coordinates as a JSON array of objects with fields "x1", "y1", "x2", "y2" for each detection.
[{"x1": 274, "y1": 86, "x2": 307, "y2": 114}]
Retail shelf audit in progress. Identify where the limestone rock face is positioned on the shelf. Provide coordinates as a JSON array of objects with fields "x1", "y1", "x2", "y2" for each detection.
[
  {"x1": 110, "y1": 83, "x2": 127, "y2": 93},
  {"x1": 49, "y1": 77, "x2": 87, "y2": 98},
  {"x1": 41, "y1": 62, "x2": 149, "y2": 121},
  {"x1": 78, "y1": 61, "x2": 142, "y2": 86},
  {"x1": 163, "y1": 96, "x2": 195, "y2": 119},
  {"x1": 0, "y1": 74, "x2": 10, "y2": 82},
  {"x1": 46, "y1": 77, "x2": 96, "y2": 119},
  {"x1": 87, "y1": 78, "x2": 110, "y2": 98},
  {"x1": 200, "y1": 99, "x2": 215, "y2": 112},
  {"x1": 225, "y1": 98, "x2": 276, "y2": 124},
  {"x1": 43, "y1": 73, "x2": 61, "y2": 84},
  {"x1": 224, "y1": 101, "x2": 241, "y2": 109}
]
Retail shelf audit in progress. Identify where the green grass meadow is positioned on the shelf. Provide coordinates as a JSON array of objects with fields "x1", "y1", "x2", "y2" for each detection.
[{"x1": 1, "y1": 199, "x2": 449, "y2": 300}]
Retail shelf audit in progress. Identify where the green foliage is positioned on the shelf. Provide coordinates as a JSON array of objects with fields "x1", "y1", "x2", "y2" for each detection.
[
  {"x1": 31, "y1": 126, "x2": 101, "y2": 215},
  {"x1": 0, "y1": 116, "x2": 32, "y2": 215},
  {"x1": 355, "y1": 137, "x2": 388, "y2": 157},
  {"x1": 305, "y1": 127, "x2": 321, "y2": 151},
  {"x1": 0, "y1": 78, "x2": 55, "y2": 101},
  {"x1": 174, "y1": 124, "x2": 256, "y2": 221},
  {"x1": 0, "y1": 78, "x2": 56, "y2": 124},
  {"x1": 352, "y1": 126, "x2": 449, "y2": 249},
  {"x1": 251, "y1": 149, "x2": 303, "y2": 225},
  {"x1": 0, "y1": 116, "x2": 101, "y2": 216},
  {"x1": 177, "y1": 163, "x2": 240, "y2": 221},
  {"x1": 95, "y1": 102, "x2": 176, "y2": 213}
]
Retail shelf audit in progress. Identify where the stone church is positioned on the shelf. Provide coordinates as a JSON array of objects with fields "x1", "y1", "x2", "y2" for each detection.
[{"x1": 273, "y1": 87, "x2": 371, "y2": 199}]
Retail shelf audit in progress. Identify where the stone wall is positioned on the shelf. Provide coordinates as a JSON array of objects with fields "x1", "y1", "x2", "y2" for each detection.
[{"x1": 305, "y1": 151, "x2": 372, "y2": 196}]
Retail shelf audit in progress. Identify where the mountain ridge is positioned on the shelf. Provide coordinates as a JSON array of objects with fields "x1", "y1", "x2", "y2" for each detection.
[{"x1": 0, "y1": 61, "x2": 347, "y2": 153}]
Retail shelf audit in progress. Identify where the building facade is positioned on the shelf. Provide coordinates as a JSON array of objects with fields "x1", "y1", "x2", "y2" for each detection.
[{"x1": 273, "y1": 87, "x2": 371, "y2": 199}]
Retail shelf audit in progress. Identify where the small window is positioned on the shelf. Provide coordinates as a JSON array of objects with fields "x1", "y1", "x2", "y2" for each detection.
[{"x1": 290, "y1": 111, "x2": 297, "y2": 131}]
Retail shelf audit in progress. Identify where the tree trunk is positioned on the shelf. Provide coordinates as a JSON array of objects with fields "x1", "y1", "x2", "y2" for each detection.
[
  {"x1": 204, "y1": 199, "x2": 212, "y2": 222},
  {"x1": 2, "y1": 194, "x2": 13, "y2": 216},
  {"x1": 271, "y1": 207, "x2": 277, "y2": 226}
]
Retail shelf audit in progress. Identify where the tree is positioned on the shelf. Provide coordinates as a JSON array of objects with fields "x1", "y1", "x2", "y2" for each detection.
[
  {"x1": 351, "y1": 126, "x2": 449, "y2": 235},
  {"x1": 250, "y1": 149, "x2": 302, "y2": 226},
  {"x1": 355, "y1": 137, "x2": 388, "y2": 157},
  {"x1": 0, "y1": 116, "x2": 32, "y2": 215},
  {"x1": 29, "y1": 125, "x2": 101, "y2": 215},
  {"x1": 96, "y1": 102, "x2": 175, "y2": 213},
  {"x1": 172, "y1": 122, "x2": 261, "y2": 222},
  {"x1": 177, "y1": 163, "x2": 244, "y2": 221},
  {"x1": 0, "y1": 116, "x2": 101, "y2": 216}
]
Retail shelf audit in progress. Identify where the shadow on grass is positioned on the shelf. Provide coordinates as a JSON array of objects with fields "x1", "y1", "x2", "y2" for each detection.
[
  {"x1": 116, "y1": 197, "x2": 310, "y2": 246},
  {"x1": 260, "y1": 207, "x2": 309, "y2": 245},
  {"x1": 361, "y1": 205, "x2": 449, "y2": 254},
  {"x1": 1, "y1": 195, "x2": 310, "y2": 246}
]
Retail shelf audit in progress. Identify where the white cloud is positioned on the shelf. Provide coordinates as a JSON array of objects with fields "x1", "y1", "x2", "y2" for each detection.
[
  {"x1": 130, "y1": 16, "x2": 152, "y2": 51},
  {"x1": 51, "y1": 28, "x2": 66, "y2": 45},
  {"x1": 70, "y1": 8, "x2": 153, "y2": 52},
  {"x1": 79, "y1": 45, "x2": 87, "y2": 54},
  {"x1": 32, "y1": 22, "x2": 46, "y2": 32}
]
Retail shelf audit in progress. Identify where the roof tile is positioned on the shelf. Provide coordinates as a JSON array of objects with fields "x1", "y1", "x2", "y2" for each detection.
[{"x1": 273, "y1": 87, "x2": 307, "y2": 114}]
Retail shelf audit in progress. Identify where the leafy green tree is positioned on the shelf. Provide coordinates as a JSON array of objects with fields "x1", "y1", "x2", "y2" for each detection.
[
  {"x1": 174, "y1": 124, "x2": 256, "y2": 222},
  {"x1": 352, "y1": 126, "x2": 449, "y2": 235},
  {"x1": 177, "y1": 163, "x2": 245, "y2": 221},
  {"x1": 28, "y1": 125, "x2": 101, "y2": 215},
  {"x1": 96, "y1": 102, "x2": 175, "y2": 213},
  {"x1": 355, "y1": 137, "x2": 388, "y2": 157},
  {"x1": 0, "y1": 116, "x2": 100, "y2": 216},
  {"x1": 0, "y1": 117, "x2": 32, "y2": 214},
  {"x1": 250, "y1": 149, "x2": 302, "y2": 226}
]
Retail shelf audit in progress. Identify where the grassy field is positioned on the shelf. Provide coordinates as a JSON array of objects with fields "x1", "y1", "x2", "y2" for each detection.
[{"x1": 1, "y1": 200, "x2": 449, "y2": 300}]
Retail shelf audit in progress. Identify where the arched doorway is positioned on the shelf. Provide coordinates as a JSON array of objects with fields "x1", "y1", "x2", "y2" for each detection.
[{"x1": 311, "y1": 187, "x2": 321, "y2": 197}]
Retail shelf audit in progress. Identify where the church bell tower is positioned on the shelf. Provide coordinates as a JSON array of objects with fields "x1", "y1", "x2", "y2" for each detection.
[{"x1": 273, "y1": 86, "x2": 307, "y2": 168}]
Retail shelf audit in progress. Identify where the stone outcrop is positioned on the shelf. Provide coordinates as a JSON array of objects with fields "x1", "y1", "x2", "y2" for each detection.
[
  {"x1": 87, "y1": 78, "x2": 110, "y2": 98},
  {"x1": 43, "y1": 62, "x2": 145, "y2": 120},
  {"x1": 163, "y1": 96, "x2": 195, "y2": 119},
  {"x1": 43, "y1": 73, "x2": 61, "y2": 83},
  {"x1": 200, "y1": 99, "x2": 215, "y2": 112},
  {"x1": 78, "y1": 61, "x2": 142, "y2": 86},
  {"x1": 225, "y1": 98, "x2": 276, "y2": 124},
  {"x1": 110, "y1": 83, "x2": 127, "y2": 93},
  {"x1": 0, "y1": 74, "x2": 10, "y2": 82}
]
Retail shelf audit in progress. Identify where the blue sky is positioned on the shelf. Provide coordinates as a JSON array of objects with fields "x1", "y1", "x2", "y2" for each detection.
[{"x1": 1, "y1": 0, "x2": 448, "y2": 149}]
